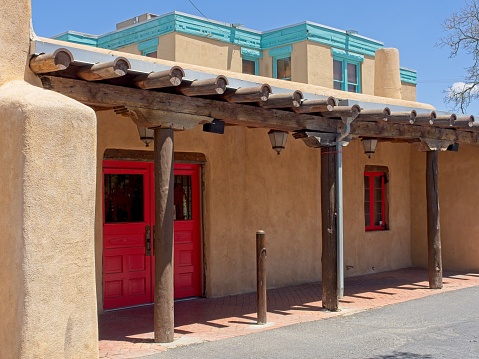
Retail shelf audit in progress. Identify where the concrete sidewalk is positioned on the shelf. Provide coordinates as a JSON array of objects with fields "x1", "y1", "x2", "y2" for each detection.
[{"x1": 98, "y1": 268, "x2": 479, "y2": 358}]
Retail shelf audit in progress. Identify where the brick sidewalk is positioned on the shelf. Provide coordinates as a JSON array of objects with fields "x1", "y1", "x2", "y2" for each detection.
[{"x1": 98, "y1": 268, "x2": 479, "y2": 358}]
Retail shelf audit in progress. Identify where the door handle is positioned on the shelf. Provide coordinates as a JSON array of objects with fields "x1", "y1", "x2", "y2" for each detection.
[{"x1": 145, "y1": 225, "x2": 151, "y2": 256}]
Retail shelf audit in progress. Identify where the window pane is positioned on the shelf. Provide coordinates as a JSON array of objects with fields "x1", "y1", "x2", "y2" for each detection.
[
  {"x1": 347, "y1": 84, "x2": 357, "y2": 93},
  {"x1": 333, "y1": 60, "x2": 343, "y2": 81},
  {"x1": 104, "y1": 174, "x2": 144, "y2": 223},
  {"x1": 347, "y1": 63, "x2": 357, "y2": 84},
  {"x1": 242, "y1": 59, "x2": 256, "y2": 75},
  {"x1": 174, "y1": 175, "x2": 192, "y2": 220},
  {"x1": 374, "y1": 201, "x2": 383, "y2": 226},
  {"x1": 277, "y1": 57, "x2": 291, "y2": 80}
]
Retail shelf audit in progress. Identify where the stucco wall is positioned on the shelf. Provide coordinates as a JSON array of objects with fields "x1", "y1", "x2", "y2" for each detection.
[
  {"x1": 0, "y1": 81, "x2": 98, "y2": 359},
  {"x1": 305, "y1": 42, "x2": 333, "y2": 88},
  {"x1": 95, "y1": 110, "x2": 414, "y2": 306},
  {"x1": 343, "y1": 140, "x2": 412, "y2": 276},
  {"x1": 174, "y1": 33, "x2": 242, "y2": 72},
  {"x1": 361, "y1": 56, "x2": 376, "y2": 96},
  {"x1": 410, "y1": 145, "x2": 479, "y2": 271},
  {"x1": 401, "y1": 83, "x2": 417, "y2": 102}
]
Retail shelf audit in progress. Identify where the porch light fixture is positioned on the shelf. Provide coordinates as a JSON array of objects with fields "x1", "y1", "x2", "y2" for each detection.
[
  {"x1": 137, "y1": 126, "x2": 154, "y2": 147},
  {"x1": 362, "y1": 138, "x2": 378, "y2": 158},
  {"x1": 268, "y1": 130, "x2": 288, "y2": 155}
]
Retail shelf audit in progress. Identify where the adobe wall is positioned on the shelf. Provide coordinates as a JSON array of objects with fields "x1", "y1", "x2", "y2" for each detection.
[
  {"x1": 95, "y1": 111, "x2": 413, "y2": 304},
  {"x1": 401, "y1": 82, "x2": 417, "y2": 102},
  {"x1": 410, "y1": 145, "x2": 479, "y2": 271}
]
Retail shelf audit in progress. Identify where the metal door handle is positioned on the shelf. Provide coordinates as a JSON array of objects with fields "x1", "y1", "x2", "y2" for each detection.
[{"x1": 145, "y1": 225, "x2": 151, "y2": 256}]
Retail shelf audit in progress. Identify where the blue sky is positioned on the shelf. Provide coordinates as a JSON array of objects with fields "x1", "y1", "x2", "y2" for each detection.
[{"x1": 31, "y1": 0, "x2": 476, "y2": 114}]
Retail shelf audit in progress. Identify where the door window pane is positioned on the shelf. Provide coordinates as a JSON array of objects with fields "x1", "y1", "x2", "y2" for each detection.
[
  {"x1": 242, "y1": 59, "x2": 256, "y2": 75},
  {"x1": 276, "y1": 57, "x2": 291, "y2": 80},
  {"x1": 174, "y1": 175, "x2": 192, "y2": 220},
  {"x1": 104, "y1": 174, "x2": 144, "y2": 223}
]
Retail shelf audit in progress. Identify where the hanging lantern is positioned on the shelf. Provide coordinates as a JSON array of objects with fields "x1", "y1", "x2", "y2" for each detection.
[
  {"x1": 268, "y1": 130, "x2": 288, "y2": 155},
  {"x1": 137, "y1": 126, "x2": 154, "y2": 147},
  {"x1": 362, "y1": 138, "x2": 378, "y2": 158}
]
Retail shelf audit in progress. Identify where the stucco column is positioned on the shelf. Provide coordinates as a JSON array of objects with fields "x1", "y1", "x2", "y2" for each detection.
[
  {"x1": 0, "y1": 1, "x2": 99, "y2": 358},
  {"x1": 374, "y1": 48, "x2": 402, "y2": 100}
]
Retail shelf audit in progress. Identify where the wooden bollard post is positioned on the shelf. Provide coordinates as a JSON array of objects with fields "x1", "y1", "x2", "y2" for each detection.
[{"x1": 256, "y1": 230, "x2": 267, "y2": 324}]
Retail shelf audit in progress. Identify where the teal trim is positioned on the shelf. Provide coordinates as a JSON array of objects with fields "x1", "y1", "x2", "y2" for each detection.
[
  {"x1": 54, "y1": 32, "x2": 99, "y2": 47},
  {"x1": 138, "y1": 38, "x2": 159, "y2": 55},
  {"x1": 331, "y1": 48, "x2": 364, "y2": 63},
  {"x1": 241, "y1": 47, "x2": 262, "y2": 58},
  {"x1": 269, "y1": 45, "x2": 293, "y2": 58},
  {"x1": 400, "y1": 67, "x2": 417, "y2": 85},
  {"x1": 138, "y1": 38, "x2": 159, "y2": 51}
]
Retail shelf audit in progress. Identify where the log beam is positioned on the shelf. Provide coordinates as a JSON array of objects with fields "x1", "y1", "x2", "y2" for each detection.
[
  {"x1": 426, "y1": 150, "x2": 443, "y2": 289},
  {"x1": 321, "y1": 146, "x2": 338, "y2": 311},
  {"x1": 154, "y1": 128, "x2": 175, "y2": 343},
  {"x1": 77, "y1": 57, "x2": 130, "y2": 81},
  {"x1": 355, "y1": 107, "x2": 390, "y2": 122},
  {"x1": 135, "y1": 66, "x2": 185, "y2": 89},
  {"x1": 29, "y1": 48, "x2": 73, "y2": 74},
  {"x1": 260, "y1": 91, "x2": 303, "y2": 108},
  {"x1": 294, "y1": 97, "x2": 337, "y2": 114},
  {"x1": 321, "y1": 105, "x2": 361, "y2": 119},
  {"x1": 178, "y1": 76, "x2": 228, "y2": 96},
  {"x1": 223, "y1": 84, "x2": 272, "y2": 103}
]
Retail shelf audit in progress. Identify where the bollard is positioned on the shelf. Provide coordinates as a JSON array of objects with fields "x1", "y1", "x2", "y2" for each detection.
[{"x1": 256, "y1": 230, "x2": 267, "y2": 324}]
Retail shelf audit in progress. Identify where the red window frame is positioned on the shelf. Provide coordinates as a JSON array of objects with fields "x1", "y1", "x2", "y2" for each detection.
[{"x1": 364, "y1": 171, "x2": 387, "y2": 231}]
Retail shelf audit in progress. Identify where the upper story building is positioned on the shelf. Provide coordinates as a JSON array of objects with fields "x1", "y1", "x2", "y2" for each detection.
[{"x1": 55, "y1": 11, "x2": 418, "y2": 101}]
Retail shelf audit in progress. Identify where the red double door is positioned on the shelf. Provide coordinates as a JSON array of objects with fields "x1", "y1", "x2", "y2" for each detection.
[{"x1": 102, "y1": 160, "x2": 202, "y2": 310}]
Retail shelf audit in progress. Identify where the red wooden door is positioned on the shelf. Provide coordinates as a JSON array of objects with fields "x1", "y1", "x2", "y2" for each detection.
[
  {"x1": 103, "y1": 161, "x2": 202, "y2": 310},
  {"x1": 103, "y1": 161, "x2": 153, "y2": 310},
  {"x1": 173, "y1": 164, "x2": 202, "y2": 298}
]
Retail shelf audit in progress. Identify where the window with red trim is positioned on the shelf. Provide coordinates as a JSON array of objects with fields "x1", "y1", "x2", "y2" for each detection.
[{"x1": 364, "y1": 171, "x2": 387, "y2": 231}]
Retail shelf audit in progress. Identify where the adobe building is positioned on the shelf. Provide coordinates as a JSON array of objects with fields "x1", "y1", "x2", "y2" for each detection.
[{"x1": 1, "y1": 3, "x2": 479, "y2": 358}]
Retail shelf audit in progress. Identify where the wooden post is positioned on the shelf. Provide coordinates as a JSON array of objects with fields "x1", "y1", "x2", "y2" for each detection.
[
  {"x1": 426, "y1": 150, "x2": 443, "y2": 289},
  {"x1": 256, "y1": 230, "x2": 267, "y2": 324},
  {"x1": 321, "y1": 146, "x2": 339, "y2": 311},
  {"x1": 154, "y1": 128, "x2": 175, "y2": 343}
]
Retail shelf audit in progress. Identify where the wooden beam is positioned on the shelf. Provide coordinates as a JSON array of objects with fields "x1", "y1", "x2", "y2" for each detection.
[
  {"x1": 103, "y1": 149, "x2": 207, "y2": 163},
  {"x1": 293, "y1": 97, "x2": 337, "y2": 114},
  {"x1": 29, "y1": 48, "x2": 73, "y2": 74},
  {"x1": 77, "y1": 57, "x2": 130, "y2": 81},
  {"x1": 154, "y1": 128, "x2": 175, "y2": 343},
  {"x1": 321, "y1": 105, "x2": 360, "y2": 119},
  {"x1": 321, "y1": 146, "x2": 338, "y2": 311},
  {"x1": 134, "y1": 66, "x2": 185, "y2": 89},
  {"x1": 355, "y1": 107, "x2": 390, "y2": 122},
  {"x1": 433, "y1": 114, "x2": 455, "y2": 128},
  {"x1": 223, "y1": 84, "x2": 272, "y2": 103},
  {"x1": 386, "y1": 110, "x2": 416, "y2": 124},
  {"x1": 426, "y1": 150, "x2": 443, "y2": 289},
  {"x1": 39, "y1": 76, "x2": 338, "y2": 133},
  {"x1": 260, "y1": 91, "x2": 303, "y2": 108},
  {"x1": 453, "y1": 115, "x2": 475, "y2": 128},
  {"x1": 177, "y1": 76, "x2": 228, "y2": 96},
  {"x1": 415, "y1": 111, "x2": 435, "y2": 126}
]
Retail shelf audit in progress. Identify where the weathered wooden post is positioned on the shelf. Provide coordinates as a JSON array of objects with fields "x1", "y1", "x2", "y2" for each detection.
[
  {"x1": 426, "y1": 150, "x2": 443, "y2": 289},
  {"x1": 321, "y1": 146, "x2": 339, "y2": 311},
  {"x1": 256, "y1": 230, "x2": 267, "y2": 324},
  {"x1": 154, "y1": 127, "x2": 175, "y2": 342}
]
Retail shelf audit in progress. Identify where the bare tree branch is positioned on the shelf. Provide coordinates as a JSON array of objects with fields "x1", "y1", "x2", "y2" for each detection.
[{"x1": 439, "y1": 0, "x2": 479, "y2": 112}]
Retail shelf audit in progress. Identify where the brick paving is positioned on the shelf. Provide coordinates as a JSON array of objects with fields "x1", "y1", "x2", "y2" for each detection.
[{"x1": 98, "y1": 268, "x2": 479, "y2": 358}]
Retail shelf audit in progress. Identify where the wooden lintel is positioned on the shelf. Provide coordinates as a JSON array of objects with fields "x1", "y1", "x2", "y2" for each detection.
[
  {"x1": 135, "y1": 66, "x2": 185, "y2": 89},
  {"x1": 77, "y1": 57, "x2": 130, "y2": 81},
  {"x1": 355, "y1": 107, "x2": 390, "y2": 122},
  {"x1": 177, "y1": 76, "x2": 228, "y2": 96},
  {"x1": 29, "y1": 48, "x2": 73, "y2": 74},
  {"x1": 260, "y1": 91, "x2": 303, "y2": 108},
  {"x1": 294, "y1": 97, "x2": 337, "y2": 114},
  {"x1": 39, "y1": 75, "x2": 338, "y2": 133},
  {"x1": 103, "y1": 149, "x2": 207, "y2": 163},
  {"x1": 223, "y1": 84, "x2": 272, "y2": 103}
]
